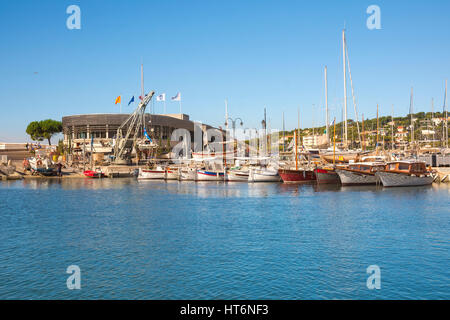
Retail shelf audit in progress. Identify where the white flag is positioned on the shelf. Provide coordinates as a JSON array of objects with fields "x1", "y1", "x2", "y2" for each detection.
[
  {"x1": 171, "y1": 92, "x2": 181, "y2": 101},
  {"x1": 156, "y1": 93, "x2": 166, "y2": 101}
]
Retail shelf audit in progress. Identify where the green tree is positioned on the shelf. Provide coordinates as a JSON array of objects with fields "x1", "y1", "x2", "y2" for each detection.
[{"x1": 26, "y1": 119, "x2": 62, "y2": 145}]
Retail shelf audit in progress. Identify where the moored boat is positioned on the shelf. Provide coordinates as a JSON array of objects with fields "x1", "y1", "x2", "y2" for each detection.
[
  {"x1": 180, "y1": 167, "x2": 197, "y2": 181},
  {"x1": 314, "y1": 167, "x2": 340, "y2": 184},
  {"x1": 28, "y1": 157, "x2": 56, "y2": 176},
  {"x1": 227, "y1": 167, "x2": 250, "y2": 182},
  {"x1": 137, "y1": 167, "x2": 166, "y2": 180},
  {"x1": 278, "y1": 169, "x2": 316, "y2": 184},
  {"x1": 335, "y1": 163, "x2": 385, "y2": 186},
  {"x1": 165, "y1": 167, "x2": 179, "y2": 180},
  {"x1": 83, "y1": 169, "x2": 105, "y2": 178},
  {"x1": 375, "y1": 161, "x2": 434, "y2": 187},
  {"x1": 196, "y1": 170, "x2": 225, "y2": 181},
  {"x1": 248, "y1": 167, "x2": 280, "y2": 182}
]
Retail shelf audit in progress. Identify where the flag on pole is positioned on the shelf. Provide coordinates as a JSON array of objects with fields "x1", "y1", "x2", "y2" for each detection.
[
  {"x1": 156, "y1": 93, "x2": 166, "y2": 101},
  {"x1": 171, "y1": 92, "x2": 181, "y2": 101},
  {"x1": 115, "y1": 96, "x2": 121, "y2": 104},
  {"x1": 128, "y1": 96, "x2": 135, "y2": 106}
]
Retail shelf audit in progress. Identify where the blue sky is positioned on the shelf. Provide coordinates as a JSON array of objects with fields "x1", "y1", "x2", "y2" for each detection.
[{"x1": 0, "y1": 0, "x2": 449, "y2": 141}]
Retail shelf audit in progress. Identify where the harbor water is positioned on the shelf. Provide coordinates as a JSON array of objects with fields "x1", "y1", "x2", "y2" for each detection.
[{"x1": 0, "y1": 179, "x2": 449, "y2": 299}]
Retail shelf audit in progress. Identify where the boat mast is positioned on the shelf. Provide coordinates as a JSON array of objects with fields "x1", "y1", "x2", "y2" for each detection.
[
  {"x1": 296, "y1": 107, "x2": 299, "y2": 170},
  {"x1": 391, "y1": 105, "x2": 394, "y2": 151},
  {"x1": 362, "y1": 114, "x2": 365, "y2": 151},
  {"x1": 445, "y1": 79, "x2": 448, "y2": 148},
  {"x1": 282, "y1": 111, "x2": 285, "y2": 152},
  {"x1": 342, "y1": 29, "x2": 348, "y2": 147},
  {"x1": 333, "y1": 117, "x2": 336, "y2": 165},
  {"x1": 325, "y1": 66, "x2": 329, "y2": 145},
  {"x1": 410, "y1": 87, "x2": 414, "y2": 146},
  {"x1": 376, "y1": 104, "x2": 379, "y2": 149},
  {"x1": 431, "y1": 98, "x2": 434, "y2": 148}
]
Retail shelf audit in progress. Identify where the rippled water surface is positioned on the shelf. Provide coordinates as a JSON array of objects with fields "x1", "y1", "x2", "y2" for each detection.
[{"x1": 0, "y1": 179, "x2": 449, "y2": 299}]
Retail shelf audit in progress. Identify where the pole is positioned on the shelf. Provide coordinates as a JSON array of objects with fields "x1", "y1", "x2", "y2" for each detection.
[
  {"x1": 282, "y1": 111, "x2": 285, "y2": 152},
  {"x1": 376, "y1": 104, "x2": 379, "y2": 149},
  {"x1": 362, "y1": 114, "x2": 365, "y2": 152},
  {"x1": 225, "y1": 99, "x2": 229, "y2": 130},
  {"x1": 391, "y1": 105, "x2": 394, "y2": 151},
  {"x1": 141, "y1": 63, "x2": 145, "y2": 102},
  {"x1": 333, "y1": 118, "x2": 336, "y2": 165},
  {"x1": 431, "y1": 98, "x2": 434, "y2": 147},
  {"x1": 325, "y1": 66, "x2": 329, "y2": 145},
  {"x1": 342, "y1": 29, "x2": 348, "y2": 147},
  {"x1": 410, "y1": 87, "x2": 414, "y2": 145},
  {"x1": 445, "y1": 79, "x2": 448, "y2": 148},
  {"x1": 179, "y1": 100, "x2": 182, "y2": 114}
]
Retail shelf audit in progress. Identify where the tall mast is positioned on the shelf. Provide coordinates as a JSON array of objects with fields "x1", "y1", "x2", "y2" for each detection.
[
  {"x1": 342, "y1": 29, "x2": 348, "y2": 147},
  {"x1": 410, "y1": 87, "x2": 414, "y2": 145},
  {"x1": 362, "y1": 114, "x2": 365, "y2": 151},
  {"x1": 431, "y1": 98, "x2": 434, "y2": 147},
  {"x1": 445, "y1": 80, "x2": 448, "y2": 148},
  {"x1": 391, "y1": 105, "x2": 394, "y2": 151},
  {"x1": 325, "y1": 66, "x2": 329, "y2": 144},
  {"x1": 282, "y1": 111, "x2": 285, "y2": 152},
  {"x1": 376, "y1": 104, "x2": 379, "y2": 149},
  {"x1": 295, "y1": 107, "x2": 299, "y2": 170}
]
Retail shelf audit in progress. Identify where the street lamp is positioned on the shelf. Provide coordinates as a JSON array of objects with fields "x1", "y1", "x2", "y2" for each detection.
[{"x1": 225, "y1": 117, "x2": 243, "y2": 140}]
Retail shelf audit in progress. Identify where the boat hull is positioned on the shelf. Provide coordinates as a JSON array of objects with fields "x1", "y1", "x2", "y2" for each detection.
[
  {"x1": 137, "y1": 168, "x2": 165, "y2": 180},
  {"x1": 278, "y1": 169, "x2": 315, "y2": 184},
  {"x1": 335, "y1": 169, "x2": 378, "y2": 185},
  {"x1": 249, "y1": 169, "x2": 280, "y2": 182},
  {"x1": 227, "y1": 171, "x2": 249, "y2": 181},
  {"x1": 83, "y1": 170, "x2": 105, "y2": 178},
  {"x1": 196, "y1": 170, "x2": 225, "y2": 181},
  {"x1": 314, "y1": 168, "x2": 340, "y2": 184},
  {"x1": 375, "y1": 171, "x2": 433, "y2": 187},
  {"x1": 180, "y1": 169, "x2": 197, "y2": 181},
  {"x1": 165, "y1": 169, "x2": 179, "y2": 180}
]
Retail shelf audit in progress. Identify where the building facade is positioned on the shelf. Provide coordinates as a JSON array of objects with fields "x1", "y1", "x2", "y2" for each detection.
[{"x1": 62, "y1": 113, "x2": 219, "y2": 154}]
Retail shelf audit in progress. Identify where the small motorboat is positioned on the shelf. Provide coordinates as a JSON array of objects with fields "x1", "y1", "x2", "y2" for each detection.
[
  {"x1": 375, "y1": 161, "x2": 434, "y2": 187},
  {"x1": 83, "y1": 169, "x2": 105, "y2": 178}
]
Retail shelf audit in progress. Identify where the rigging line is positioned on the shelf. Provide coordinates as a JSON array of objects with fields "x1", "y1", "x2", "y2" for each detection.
[{"x1": 345, "y1": 40, "x2": 361, "y2": 145}]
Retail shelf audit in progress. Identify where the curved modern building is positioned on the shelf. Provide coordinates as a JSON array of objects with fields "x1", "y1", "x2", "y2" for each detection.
[{"x1": 62, "y1": 113, "x2": 219, "y2": 154}]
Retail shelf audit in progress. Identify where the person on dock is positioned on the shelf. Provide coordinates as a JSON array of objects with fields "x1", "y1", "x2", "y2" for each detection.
[
  {"x1": 22, "y1": 158, "x2": 30, "y2": 172},
  {"x1": 57, "y1": 163, "x2": 62, "y2": 177}
]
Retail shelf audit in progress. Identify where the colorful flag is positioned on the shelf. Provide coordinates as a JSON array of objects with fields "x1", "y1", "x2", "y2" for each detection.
[
  {"x1": 171, "y1": 92, "x2": 181, "y2": 101},
  {"x1": 115, "y1": 96, "x2": 121, "y2": 104},
  {"x1": 128, "y1": 96, "x2": 135, "y2": 106},
  {"x1": 156, "y1": 93, "x2": 166, "y2": 101},
  {"x1": 139, "y1": 96, "x2": 143, "y2": 101}
]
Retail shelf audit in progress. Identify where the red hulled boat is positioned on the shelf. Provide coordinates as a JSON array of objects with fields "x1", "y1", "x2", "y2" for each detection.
[
  {"x1": 278, "y1": 169, "x2": 316, "y2": 184},
  {"x1": 83, "y1": 170, "x2": 105, "y2": 178}
]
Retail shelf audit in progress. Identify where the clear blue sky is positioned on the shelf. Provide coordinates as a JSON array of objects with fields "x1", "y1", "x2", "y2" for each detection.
[{"x1": 0, "y1": 0, "x2": 449, "y2": 142}]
